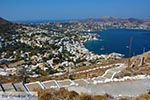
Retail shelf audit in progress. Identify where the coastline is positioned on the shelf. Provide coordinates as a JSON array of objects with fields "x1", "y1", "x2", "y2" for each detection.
[{"x1": 84, "y1": 28, "x2": 150, "y2": 58}]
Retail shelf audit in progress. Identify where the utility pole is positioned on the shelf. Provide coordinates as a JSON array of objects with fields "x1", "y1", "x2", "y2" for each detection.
[
  {"x1": 139, "y1": 48, "x2": 145, "y2": 67},
  {"x1": 128, "y1": 37, "x2": 133, "y2": 68}
]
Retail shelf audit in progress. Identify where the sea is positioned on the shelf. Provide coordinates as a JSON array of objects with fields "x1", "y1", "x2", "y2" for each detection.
[{"x1": 84, "y1": 28, "x2": 150, "y2": 58}]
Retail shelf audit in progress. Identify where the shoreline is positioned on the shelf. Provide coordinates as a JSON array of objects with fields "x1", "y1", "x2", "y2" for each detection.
[{"x1": 83, "y1": 28, "x2": 150, "y2": 58}]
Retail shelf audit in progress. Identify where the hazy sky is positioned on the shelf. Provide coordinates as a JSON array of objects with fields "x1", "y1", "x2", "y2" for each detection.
[{"x1": 0, "y1": 0, "x2": 150, "y2": 21}]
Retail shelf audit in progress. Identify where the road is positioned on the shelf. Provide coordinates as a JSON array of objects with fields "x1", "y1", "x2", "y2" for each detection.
[
  {"x1": 68, "y1": 64, "x2": 150, "y2": 97},
  {"x1": 68, "y1": 78, "x2": 150, "y2": 97}
]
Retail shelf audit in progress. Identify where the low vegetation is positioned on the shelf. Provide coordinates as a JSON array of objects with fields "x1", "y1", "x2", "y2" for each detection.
[
  {"x1": 37, "y1": 88, "x2": 150, "y2": 100},
  {"x1": 114, "y1": 52, "x2": 150, "y2": 78},
  {"x1": 38, "y1": 88, "x2": 110, "y2": 100}
]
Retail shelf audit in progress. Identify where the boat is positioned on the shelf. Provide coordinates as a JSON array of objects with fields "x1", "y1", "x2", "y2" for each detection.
[
  {"x1": 100, "y1": 46, "x2": 105, "y2": 51},
  {"x1": 99, "y1": 39, "x2": 104, "y2": 41},
  {"x1": 126, "y1": 46, "x2": 129, "y2": 48}
]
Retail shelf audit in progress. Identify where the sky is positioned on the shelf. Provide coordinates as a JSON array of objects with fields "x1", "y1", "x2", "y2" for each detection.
[{"x1": 0, "y1": 0, "x2": 150, "y2": 21}]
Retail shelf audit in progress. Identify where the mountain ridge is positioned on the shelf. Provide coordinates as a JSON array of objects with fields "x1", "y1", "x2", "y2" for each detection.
[
  {"x1": 78, "y1": 16, "x2": 150, "y2": 25},
  {"x1": 0, "y1": 17, "x2": 12, "y2": 25}
]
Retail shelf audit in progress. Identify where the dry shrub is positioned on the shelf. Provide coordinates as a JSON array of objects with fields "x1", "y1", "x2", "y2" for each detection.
[
  {"x1": 38, "y1": 91, "x2": 53, "y2": 100},
  {"x1": 35, "y1": 88, "x2": 150, "y2": 100},
  {"x1": 93, "y1": 95, "x2": 108, "y2": 100},
  {"x1": 38, "y1": 89, "x2": 55, "y2": 100},
  {"x1": 68, "y1": 90, "x2": 80, "y2": 100},
  {"x1": 56, "y1": 88, "x2": 70, "y2": 99},
  {"x1": 55, "y1": 88, "x2": 80, "y2": 100},
  {"x1": 119, "y1": 97, "x2": 130, "y2": 100},
  {"x1": 37, "y1": 88, "x2": 80, "y2": 100},
  {"x1": 136, "y1": 94, "x2": 150, "y2": 100},
  {"x1": 122, "y1": 69, "x2": 132, "y2": 76},
  {"x1": 80, "y1": 93, "x2": 95, "y2": 100}
]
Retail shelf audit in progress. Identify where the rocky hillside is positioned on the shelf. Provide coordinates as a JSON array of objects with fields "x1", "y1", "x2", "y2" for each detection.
[
  {"x1": 0, "y1": 17, "x2": 11, "y2": 24},
  {"x1": 0, "y1": 17, "x2": 13, "y2": 32},
  {"x1": 79, "y1": 16, "x2": 150, "y2": 25}
]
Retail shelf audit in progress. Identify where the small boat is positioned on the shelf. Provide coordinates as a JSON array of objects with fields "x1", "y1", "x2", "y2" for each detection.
[
  {"x1": 99, "y1": 39, "x2": 104, "y2": 41},
  {"x1": 126, "y1": 46, "x2": 129, "y2": 48},
  {"x1": 100, "y1": 46, "x2": 105, "y2": 51}
]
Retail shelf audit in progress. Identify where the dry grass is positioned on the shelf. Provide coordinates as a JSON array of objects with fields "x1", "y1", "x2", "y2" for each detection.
[
  {"x1": 32, "y1": 88, "x2": 150, "y2": 100},
  {"x1": 119, "y1": 94, "x2": 150, "y2": 100},
  {"x1": 119, "y1": 98, "x2": 133, "y2": 100},
  {"x1": 0, "y1": 63, "x2": 112, "y2": 84},
  {"x1": 93, "y1": 95, "x2": 109, "y2": 100},
  {"x1": 136, "y1": 94, "x2": 150, "y2": 100},
  {"x1": 38, "y1": 88, "x2": 80, "y2": 100},
  {"x1": 116, "y1": 52, "x2": 150, "y2": 78}
]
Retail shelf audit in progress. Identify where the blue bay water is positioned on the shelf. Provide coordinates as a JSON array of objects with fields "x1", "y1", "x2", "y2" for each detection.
[{"x1": 84, "y1": 29, "x2": 150, "y2": 58}]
